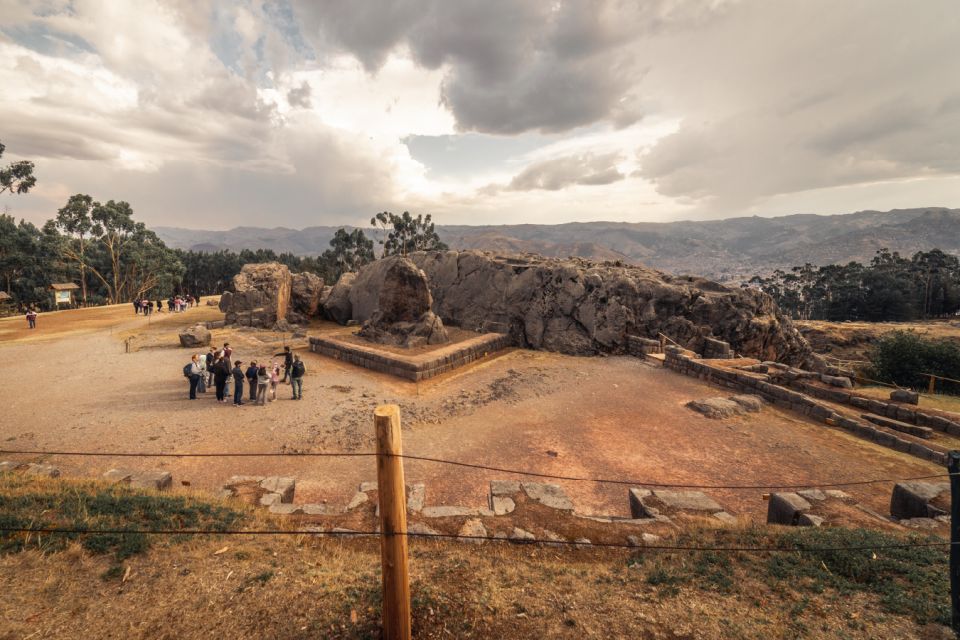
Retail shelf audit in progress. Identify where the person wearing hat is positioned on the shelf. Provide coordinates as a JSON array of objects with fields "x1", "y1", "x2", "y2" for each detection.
[
  {"x1": 231, "y1": 360, "x2": 246, "y2": 406},
  {"x1": 245, "y1": 360, "x2": 259, "y2": 401}
]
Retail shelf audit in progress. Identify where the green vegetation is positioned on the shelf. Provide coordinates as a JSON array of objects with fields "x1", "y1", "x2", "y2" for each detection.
[
  {"x1": 0, "y1": 473, "x2": 244, "y2": 563},
  {"x1": 628, "y1": 526, "x2": 949, "y2": 627},
  {"x1": 749, "y1": 248, "x2": 960, "y2": 321},
  {"x1": 371, "y1": 210, "x2": 448, "y2": 257},
  {"x1": 868, "y1": 331, "x2": 960, "y2": 394}
]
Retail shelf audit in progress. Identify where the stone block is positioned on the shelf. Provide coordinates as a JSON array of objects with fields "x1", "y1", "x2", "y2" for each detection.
[
  {"x1": 422, "y1": 506, "x2": 479, "y2": 518},
  {"x1": 490, "y1": 495, "x2": 516, "y2": 516},
  {"x1": 890, "y1": 389, "x2": 920, "y2": 405},
  {"x1": 24, "y1": 463, "x2": 60, "y2": 478},
  {"x1": 458, "y1": 519, "x2": 487, "y2": 544},
  {"x1": 767, "y1": 492, "x2": 812, "y2": 525},
  {"x1": 0, "y1": 461, "x2": 20, "y2": 473},
  {"x1": 346, "y1": 491, "x2": 368, "y2": 511},
  {"x1": 224, "y1": 475, "x2": 265, "y2": 488},
  {"x1": 890, "y1": 482, "x2": 950, "y2": 519},
  {"x1": 651, "y1": 489, "x2": 722, "y2": 512},
  {"x1": 268, "y1": 503, "x2": 304, "y2": 515},
  {"x1": 798, "y1": 514, "x2": 825, "y2": 527},
  {"x1": 729, "y1": 394, "x2": 763, "y2": 412},
  {"x1": 408, "y1": 522, "x2": 441, "y2": 536},
  {"x1": 129, "y1": 471, "x2": 172, "y2": 491},
  {"x1": 628, "y1": 488, "x2": 653, "y2": 518},
  {"x1": 713, "y1": 511, "x2": 737, "y2": 524},
  {"x1": 490, "y1": 480, "x2": 521, "y2": 496},
  {"x1": 260, "y1": 476, "x2": 295, "y2": 503},
  {"x1": 260, "y1": 492, "x2": 282, "y2": 507},
  {"x1": 302, "y1": 503, "x2": 341, "y2": 516},
  {"x1": 509, "y1": 527, "x2": 535, "y2": 543},
  {"x1": 798, "y1": 489, "x2": 826, "y2": 501},
  {"x1": 521, "y1": 482, "x2": 574, "y2": 510},
  {"x1": 358, "y1": 481, "x2": 378, "y2": 493},
  {"x1": 102, "y1": 469, "x2": 133, "y2": 484},
  {"x1": 407, "y1": 483, "x2": 425, "y2": 513},
  {"x1": 820, "y1": 374, "x2": 853, "y2": 389}
]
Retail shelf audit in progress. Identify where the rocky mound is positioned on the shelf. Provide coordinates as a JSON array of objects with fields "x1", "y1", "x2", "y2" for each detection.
[
  {"x1": 219, "y1": 262, "x2": 324, "y2": 329},
  {"x1": 356, "y1": 258, "x2": 449, "y2": 347},
  {"x1": 332, "y1": 250, "x2": 815, "y2": 365}
]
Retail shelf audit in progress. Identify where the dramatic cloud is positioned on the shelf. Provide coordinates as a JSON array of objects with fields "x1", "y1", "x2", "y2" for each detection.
[
  {"x1": 0, "y1": 0, "x2": 958, "y2": 229},
  {"x1": 507, "y1": 153, "x2": 625, "y2": 191}
]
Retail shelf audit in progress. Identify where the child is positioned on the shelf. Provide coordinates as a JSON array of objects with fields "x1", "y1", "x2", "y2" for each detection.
[{"x1": 269, "y1": 362, "x2": 280, "y2": 401}]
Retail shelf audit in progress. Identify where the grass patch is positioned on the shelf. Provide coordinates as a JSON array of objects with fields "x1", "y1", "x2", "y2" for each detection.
[{"x1": 0, "y1": 473, "x2": 244, "y2": 562}]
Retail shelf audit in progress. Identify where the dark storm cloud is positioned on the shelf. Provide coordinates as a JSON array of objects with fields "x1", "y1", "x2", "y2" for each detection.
[
  {"x1": 291, "y1": 0, "x2": 729, "y2": 135},
  {"x1": 507, "y1": 152, "x2": 625, "y2": 191}
]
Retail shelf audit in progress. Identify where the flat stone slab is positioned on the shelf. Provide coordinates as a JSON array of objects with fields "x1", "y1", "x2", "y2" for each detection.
[
  {"x1": 302, "y1": 503, "x2": 342, "y2": 516},
  {"x1": 103, "y1": 469, "x2": 134, "y2": 483},
  {"x1": 729, "y1": 395, "x2": 764, "y2": 412},
  {"x1": 686, "y1": 397, "x2": 744, "y2": 419},
  {"x1": 268, "y1": 503, "x2": 304, "y2": 515},
  {"x1": 422, "y1": 506, "x2": 479, "y2": 518},
  {"x1": 713, "y1": 511, "x2": 737, "y2": 524},
  {"x1": 224, "y1": 475, "x2": 265, "y2": 488},
  {"x1": 407, "y1": 483, "x2": 425, "y2": 513},
  {"x1": 346, "y1": 491, "x2": 369, "y2": 511},
  {"x1": 862, "y1": 414, "x2": 934, "y2": 439},
  {"x1": 490, "y1": 480, "x2": 521, "y2": 496},
  {"x1": 522, "y1": 482, "x2": 574, "y2": 510},
  {"x1": 490, "y1": 495, "x2": 516, "y2": 516},
  {"x1": 129, "y1": 471, "x2": 172, "y2": 491},
  {"x1": 458, "y1": 519, "x2": 487, "y2": 544},
  {"x1": 651, "y1": 490, "x2": 721, "y2": 513},
  {"x1": 509, "y1": 527, "x2": 535, "y2": 543},
  {"x1": 260, "y1": 476, "x2": 295, "y2": 503},
  {"x1": 260, "y1": 493, "x2": 282, "y2": 507},
  {"x1": 23, "y1": 463, "x2": 60, "y2": 478},
  {"x1": 798, "y1": 513, "x2": 825, "y2": 527},
  {"x1": 408, "y1": 522, "x2": 441, "y2": 536}
]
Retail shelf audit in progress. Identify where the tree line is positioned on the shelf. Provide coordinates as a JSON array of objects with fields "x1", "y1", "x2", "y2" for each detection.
[
  {"x1": 1, "y1": 141, "x2": 447, "y2": 310},
  {"x1": 747, "y1": 249, "x2": 960, "y2": 322}
]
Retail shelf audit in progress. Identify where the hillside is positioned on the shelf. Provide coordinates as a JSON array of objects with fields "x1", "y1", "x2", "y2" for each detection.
[{"x1": 155, "y1": 207, "x2": 960, "y2": 281}]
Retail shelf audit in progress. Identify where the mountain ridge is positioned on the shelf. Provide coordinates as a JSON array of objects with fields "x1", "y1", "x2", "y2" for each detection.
[{"x1": 155, "y1": 207, "x2": 960, "y2": 281}]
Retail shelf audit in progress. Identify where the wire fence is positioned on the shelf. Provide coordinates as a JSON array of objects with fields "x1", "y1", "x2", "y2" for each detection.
[
  {"x1": 1, "y1": 446, "x2": 954, "y2": 555},
  {"x1": 0, "y1": 526, "x2": 952, "y2": 554},
  {"x1": 0, "y1": 448, "x2": 953, "y2": 490}
]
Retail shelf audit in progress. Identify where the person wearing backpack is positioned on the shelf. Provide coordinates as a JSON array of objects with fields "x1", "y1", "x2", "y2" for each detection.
[
  {"x1": 274, "y1": 346, "x2": 294, "y2": 383},
  {"x1": 184, "y1": 355, "x2": 202, "y2": 400},
  {"x1": 290, "y1": 355, "x2": 305, "y2": 400}
]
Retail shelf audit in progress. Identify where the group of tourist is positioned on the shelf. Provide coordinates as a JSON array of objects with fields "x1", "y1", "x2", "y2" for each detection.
[
  {"x1": 184, "y1": 344, "x2": 306, "y2": 405},
  {"x1": 135, "y1": 295, "x2": 200, "y2": 316}
]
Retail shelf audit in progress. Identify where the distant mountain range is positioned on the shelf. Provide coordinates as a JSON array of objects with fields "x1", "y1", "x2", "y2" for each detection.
[{"x1": 155, "y1": 207, "x2": 960, "y2": 282}]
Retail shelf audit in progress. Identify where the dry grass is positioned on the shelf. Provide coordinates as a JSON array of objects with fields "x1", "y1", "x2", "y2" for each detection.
[
  {"x1": 0, "y1": 475, "x2": 954, "y2": 639},
  {"x1": 856, "y1": 385, "x2": 960, "y2": 416}
]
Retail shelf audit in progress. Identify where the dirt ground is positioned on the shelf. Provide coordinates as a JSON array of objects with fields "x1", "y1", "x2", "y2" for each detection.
[{"x1": 0, "y1": 303, "x2": 943, "y2": 521}]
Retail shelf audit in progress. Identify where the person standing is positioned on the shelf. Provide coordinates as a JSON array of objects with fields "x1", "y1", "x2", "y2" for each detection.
[
  {"x1": 231, "y1": 361, "x2": 245, "y2": 406},
  {"x1": 222, "y1": 343, "x2": 233, "y2": 397},
  {"x1": 213, "y1": 355, "x2": 229, "y2": 403},
  {"x1": 268, "y1": 362, "x2": 280, "y2": 402},
  {"x1": 156, "y1": 299, "x2": 164, "y2": 313},
  {"x1": 274, "y1": 346, "x2": 294, "y2": 383},
  {"x1": 256, "y1": 365, "x2": 269, "y2": 405},
  {"x1": 205, "y1": 347, "x2": 216, "y2": 387},
  {"x1": 25, "y1": 309, "x2": 37, "y2": 330},
  {"x1": 196, "y1": 352, "x2": 207, "y2": 394},
  {"x1": 245, "y1": 360, "x2": 259, "y2": 401},
  {"x1": 290, "y1": 354, "x2": 305, "y2": 400},
  {"x1": 186, "y1": 355, "x2": 202, "y2": 400},
  {"x1": 133, "y1": 299, "x2": 140, "y2": 315}
]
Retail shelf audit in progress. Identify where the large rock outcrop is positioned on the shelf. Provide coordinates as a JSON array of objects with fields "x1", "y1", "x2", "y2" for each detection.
[
  {"x1": 356, "y1": 257, "x2": 449, "y2": 347},
  {"x1": 220, "y1": 262, "x2": 324, "y2": 328},
  {"x1": 331, "y1": 250, "x2": 815, "y2": 365},
  {"x1": 323, "y1": 272, "x2": 356, "y2": 325}
]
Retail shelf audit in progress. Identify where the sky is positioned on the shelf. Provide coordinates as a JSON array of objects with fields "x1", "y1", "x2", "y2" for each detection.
[{"x1": 1, "y1": 0, "x2": 959, "y2": 231}]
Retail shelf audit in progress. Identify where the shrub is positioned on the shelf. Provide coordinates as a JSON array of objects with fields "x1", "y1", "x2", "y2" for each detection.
[{"x1": 868, "y1": 331, "x2": 960, "y2": 393}]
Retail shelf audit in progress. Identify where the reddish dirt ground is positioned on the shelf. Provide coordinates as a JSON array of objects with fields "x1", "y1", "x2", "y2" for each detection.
[{"x1": 0, "y1": 303, "x2": 942, "y2": 522}]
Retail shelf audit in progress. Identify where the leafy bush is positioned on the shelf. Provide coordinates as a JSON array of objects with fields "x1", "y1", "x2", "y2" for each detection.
[{"x1": 869, "y1": 331, "x2": 960, "y2": 394}]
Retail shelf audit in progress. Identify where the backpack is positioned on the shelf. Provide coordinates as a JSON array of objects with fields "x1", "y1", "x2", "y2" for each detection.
[
  {"x1": 183, "y1": 363, "x2": 193, "y2": 378},
  {"x1": 292, "y1": 361, "x2": 305, "y2": 377}
]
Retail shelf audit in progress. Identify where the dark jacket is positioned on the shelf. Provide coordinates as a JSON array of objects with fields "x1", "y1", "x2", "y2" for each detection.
[
  {"x1": 213, "y1": 361, "x2": 229, "y2": 384},
  {"x1": 232, "y1": 366, "x2": 244, "y2": 385},
  {"x1": 245, "y1": 365, "x2": 258, "y2": 382},
  {"x1": 275, "y1": 350, "x2": 294, "y2": 367}
]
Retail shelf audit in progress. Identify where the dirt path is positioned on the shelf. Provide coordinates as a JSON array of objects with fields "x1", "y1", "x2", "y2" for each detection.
[{"x1": 0, "y1": 304, "x2": 941, "y2": 521}]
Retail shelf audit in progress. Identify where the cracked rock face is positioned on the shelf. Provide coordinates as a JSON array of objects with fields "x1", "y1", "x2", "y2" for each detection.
[
  {"x1": 221, "y1": 262, "x2": 325, "y2": 327},
  {"x1": 333, "y1": 250, "x2": 814, "y2": 364},
  {"x1": 357, "y1": 257, "x2": 449, "y2": 348}
]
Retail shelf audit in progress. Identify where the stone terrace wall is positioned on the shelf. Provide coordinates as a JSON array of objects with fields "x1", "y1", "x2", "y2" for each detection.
[
  {"x1": 310, "y1": 332, "x2": 512, "y2": 381},
  {"x1": 663, "y1": 347, "x2": 948, "y2": 466}
]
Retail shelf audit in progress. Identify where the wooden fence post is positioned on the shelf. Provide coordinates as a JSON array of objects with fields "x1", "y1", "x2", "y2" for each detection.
[
  {"x1": 929, "y1": 374, "x2": 937, "y2": 395},
  {"x1": 375, "y1": 405, "x2": 412, "y2": 640},
  {"x1": 949, "y1": 451, "x2": 960, "y2": 633}
]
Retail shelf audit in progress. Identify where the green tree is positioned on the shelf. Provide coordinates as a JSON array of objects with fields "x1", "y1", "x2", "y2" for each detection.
[
  {"x1": 322, "y1": 228, "x2": 374, "y2": 279},
  {"x1": 0, "y1": 141, "x2": 36, "y2": 195},
  {"x1": 370, "y1": 211, "x2": 447, "y2": 257},
  {"x1": 55, "y1": 194, "x2": 95, "y2": 303}
]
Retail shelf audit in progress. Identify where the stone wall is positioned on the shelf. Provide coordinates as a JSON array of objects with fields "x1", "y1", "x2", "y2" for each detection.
[
  {"x1": 310, "y1": 332, "x2": 512, "y2": 381},
  {"x1": 663, "y1": 347, "x2": 949, "y2": 466}
]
